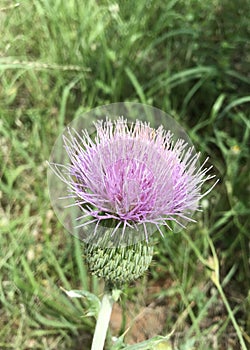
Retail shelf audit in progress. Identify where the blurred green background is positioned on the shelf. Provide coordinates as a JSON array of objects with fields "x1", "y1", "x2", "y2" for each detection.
[{"x1": 0, "y1": 0, "x2": 249, "y2": 349}]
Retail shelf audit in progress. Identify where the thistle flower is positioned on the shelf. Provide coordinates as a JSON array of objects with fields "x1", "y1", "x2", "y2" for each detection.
[
  {"x1": 48, "y1": 111, "x2": 218, "y2": 350},
  {"x1": 50, "y1": 117, "x2": 216, "y2": 248}
]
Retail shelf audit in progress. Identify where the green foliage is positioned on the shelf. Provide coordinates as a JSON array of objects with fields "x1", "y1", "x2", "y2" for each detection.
[
  {"x1": 112, "y1": 335, "x2": 172, "y2": 349},
  {"x1": 61, "y1": 288, "x2": 101, "y2": 318},
  {"x1": 0, "y1": 0, "x2": 249, "y2": 349}
]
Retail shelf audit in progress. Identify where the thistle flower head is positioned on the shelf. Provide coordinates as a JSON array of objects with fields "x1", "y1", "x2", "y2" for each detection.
[{"x1": 49, "y1": 116, "x2": 216, "y2": 247}]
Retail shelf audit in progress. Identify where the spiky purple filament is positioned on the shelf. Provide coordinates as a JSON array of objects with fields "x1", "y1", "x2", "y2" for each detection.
[{"x1": 51, "y1": 117, "x2": 216, "y2": 241}]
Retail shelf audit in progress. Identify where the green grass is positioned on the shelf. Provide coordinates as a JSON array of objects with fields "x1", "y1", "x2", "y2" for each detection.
[{"x1": 0, "y1": 0, "x2": 249, "y2": 349}]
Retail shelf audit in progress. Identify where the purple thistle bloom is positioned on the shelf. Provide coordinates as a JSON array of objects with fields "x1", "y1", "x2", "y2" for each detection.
[{"x1": 50, "y1": 117, "x2": 216, "y2": 244}]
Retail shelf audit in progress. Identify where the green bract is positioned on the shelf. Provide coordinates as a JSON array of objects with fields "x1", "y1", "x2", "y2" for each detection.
[{"x1": 85, "y1": 242, "x2": 154, "y2": 285}]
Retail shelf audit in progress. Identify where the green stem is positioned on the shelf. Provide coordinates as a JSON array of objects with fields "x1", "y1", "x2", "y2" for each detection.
[
  {"x1": 214, "y1": 275, "x2": 247, "y2": 350},
  {"x1": 91, "y1": 290, "x2": 114, "y2": 350},
  {"x1": 206, "y1": 235, "x2": 247, "y2": 350},
  {"x1": 183, "y1": 231, "x2": 247, "y2": 349}
]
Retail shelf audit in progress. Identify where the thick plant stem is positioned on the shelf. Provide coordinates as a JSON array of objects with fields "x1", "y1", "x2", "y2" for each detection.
[{"x1": 91, "y1": 291, "x2": 114, "y2": 350}]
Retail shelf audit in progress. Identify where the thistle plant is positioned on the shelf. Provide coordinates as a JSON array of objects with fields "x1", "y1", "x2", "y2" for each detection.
[{"x1": 48, "y1": 104, "x2": 216, "y2": 350}]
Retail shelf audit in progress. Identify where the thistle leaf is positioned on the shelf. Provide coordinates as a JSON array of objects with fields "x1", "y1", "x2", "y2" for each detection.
[
  {"x1": 112, "y1": 335, "x2": 172, "y2": 350},
  {"x1": 61, "y1": 287, "x2": 101, "y2": 318}
]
